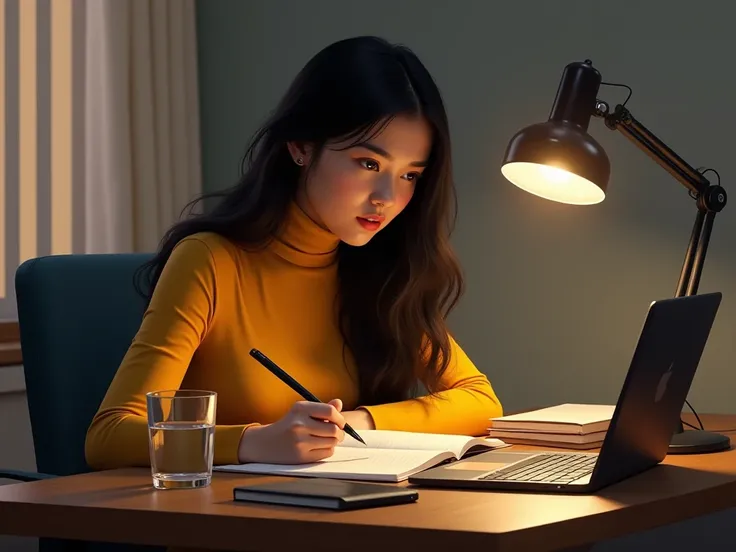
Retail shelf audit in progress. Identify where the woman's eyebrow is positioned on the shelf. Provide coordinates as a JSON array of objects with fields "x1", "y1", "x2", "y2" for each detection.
[{"x1": 354, "y1": 142, "x2": 428, "y2": 167}]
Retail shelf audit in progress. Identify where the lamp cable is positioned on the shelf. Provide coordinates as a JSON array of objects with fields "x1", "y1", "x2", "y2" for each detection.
[
  {"x1": 600, "y1": 81, "x2": 633, "y2": 106},
  {"x1": 684, "y1": 399, "x2": 705, "y2": 430}
]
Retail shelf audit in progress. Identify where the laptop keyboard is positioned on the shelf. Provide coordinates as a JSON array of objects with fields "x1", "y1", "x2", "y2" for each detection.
[{"x1": 478, "y1": 453, "x2": 597, "y2": 484}]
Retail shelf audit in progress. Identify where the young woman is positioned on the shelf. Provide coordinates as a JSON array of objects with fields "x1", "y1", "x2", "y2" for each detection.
[{"x1": 85, "y1": 36, "x2": 503, "y2": 470}]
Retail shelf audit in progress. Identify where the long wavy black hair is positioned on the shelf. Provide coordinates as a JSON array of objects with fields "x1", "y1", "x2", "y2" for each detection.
[{"x1": 136, "y1": 36, "x2": 464, "y2": 406}]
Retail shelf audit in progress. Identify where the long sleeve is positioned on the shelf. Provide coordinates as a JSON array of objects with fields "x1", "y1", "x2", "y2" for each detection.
[
  {"x1": 84, "y1": 237, "x2": 253, "y2": 470},
  {"x1": 360, "y1": 336, "x2": 503, "y2": 436}
]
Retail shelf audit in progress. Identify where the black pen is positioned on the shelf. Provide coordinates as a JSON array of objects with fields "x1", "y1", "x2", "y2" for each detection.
[{"x1": 249, "y1": 348, "x2": 367, "y2": 446}]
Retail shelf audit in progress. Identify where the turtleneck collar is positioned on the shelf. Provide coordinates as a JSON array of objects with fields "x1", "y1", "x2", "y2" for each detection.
[{"x1": 270, "y1": 201, "x2": 340, "y2": 267}]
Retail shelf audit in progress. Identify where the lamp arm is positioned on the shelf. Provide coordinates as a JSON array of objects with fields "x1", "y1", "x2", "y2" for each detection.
[
  {"x1": 594, "y1": 102, "x2": 713, "y2": 197},
  {"x1": 593, "y1": 100, "x2": 728, "y2": 298}
]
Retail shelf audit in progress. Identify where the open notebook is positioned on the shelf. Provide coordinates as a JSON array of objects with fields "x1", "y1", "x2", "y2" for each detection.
[{"x1": 215, "y1": 430, "x2": 507, "y2": 483}]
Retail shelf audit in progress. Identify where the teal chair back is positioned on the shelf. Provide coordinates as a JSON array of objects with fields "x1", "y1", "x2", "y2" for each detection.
[
  {"x1": 16, "y1": 253, "x2": 153, "y2": 476},
  {"x1": 16, "y1": 253, "x2": 162, "y2": 552}
]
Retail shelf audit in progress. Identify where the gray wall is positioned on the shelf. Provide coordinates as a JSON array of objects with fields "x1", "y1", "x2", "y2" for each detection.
[
  {"x1": 195, "y1": 1, "x2": 736, "y2": 549},
  {"x1": 196, "y1": 0, "x2": 736, "y2": 417}
]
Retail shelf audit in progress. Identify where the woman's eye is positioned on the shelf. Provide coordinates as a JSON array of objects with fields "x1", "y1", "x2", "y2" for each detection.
[
  {"x1": 404, "y1": 172, "x2": 421, "y2": 182},
  {"x1": 359, "y1": 159, "x2": 380, "y2": 171}
]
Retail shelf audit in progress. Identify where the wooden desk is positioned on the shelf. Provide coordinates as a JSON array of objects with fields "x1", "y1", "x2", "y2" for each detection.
[{"x1": 1, "y1": 414, "x2": 736, "y2": 552}]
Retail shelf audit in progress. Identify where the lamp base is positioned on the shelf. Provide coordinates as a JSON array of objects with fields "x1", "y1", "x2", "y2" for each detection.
[{"x1": 668, "y1": 429, "x2": 731, "y2": 455}]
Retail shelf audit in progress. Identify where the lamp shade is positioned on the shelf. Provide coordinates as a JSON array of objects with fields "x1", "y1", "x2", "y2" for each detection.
[
  {"x1": 500, "y1": 60, "x2": 611, "y2": 205},
  {"x1": 501, "y1": 120, "x2": 610, "y2": 205}
]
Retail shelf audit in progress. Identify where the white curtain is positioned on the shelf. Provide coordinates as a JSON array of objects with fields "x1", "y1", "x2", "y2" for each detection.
[{"x1": 84, "y1": 0, "x2": 202, "y2": 253}]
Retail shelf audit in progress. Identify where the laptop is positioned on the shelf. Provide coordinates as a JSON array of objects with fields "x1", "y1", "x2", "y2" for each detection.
[{"x1": 409, "y1": 292, "x2": 723, "y2": 494}]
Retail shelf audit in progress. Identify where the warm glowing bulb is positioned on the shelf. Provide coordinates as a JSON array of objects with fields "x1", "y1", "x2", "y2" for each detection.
[
  {"x1": 501, "y1": 161, "x2": 605, "y2": 205},
  {"x1": 538, "y1": 164, "x2": 573, "y2": 183}
]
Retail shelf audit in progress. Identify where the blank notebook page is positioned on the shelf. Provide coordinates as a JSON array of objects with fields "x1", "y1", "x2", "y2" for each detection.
[{"x1": 339, "y1": 429, "x2": 496, "y2": 456}]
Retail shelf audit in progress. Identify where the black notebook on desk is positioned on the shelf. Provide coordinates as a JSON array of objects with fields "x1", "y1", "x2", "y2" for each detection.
[{"x1": 233, "y1": 478, "x2": 419, "y2": 510}]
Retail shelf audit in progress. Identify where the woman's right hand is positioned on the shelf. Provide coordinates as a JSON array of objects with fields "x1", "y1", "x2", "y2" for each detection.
[{"x1": 237, "y1": 399, "x2": 346, "y2": 464}]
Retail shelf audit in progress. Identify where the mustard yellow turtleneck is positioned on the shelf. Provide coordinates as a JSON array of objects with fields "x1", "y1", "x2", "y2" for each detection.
[{"x1": 84, "y1": 201, "x2": 503, "y2": 470}]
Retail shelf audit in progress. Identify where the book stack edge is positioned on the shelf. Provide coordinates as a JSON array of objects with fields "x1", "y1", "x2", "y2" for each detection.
[{"x1": 488, "y1": 403, "x2": 615, "y2": 449}]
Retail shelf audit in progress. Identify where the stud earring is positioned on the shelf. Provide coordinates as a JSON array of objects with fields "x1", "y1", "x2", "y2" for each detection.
[{"x1": 296, "y1": 157, "x2": 304, "y2": 166}]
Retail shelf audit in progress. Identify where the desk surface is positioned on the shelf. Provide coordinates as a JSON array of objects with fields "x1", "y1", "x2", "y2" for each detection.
[{"x1": 2, "y1": 414, "x2": 736, "y2": 552}]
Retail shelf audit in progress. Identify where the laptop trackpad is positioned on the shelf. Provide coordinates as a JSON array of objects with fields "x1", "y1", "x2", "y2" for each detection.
[{"x1": 444, "y1": 451, "x2": 538, "y2": 473}]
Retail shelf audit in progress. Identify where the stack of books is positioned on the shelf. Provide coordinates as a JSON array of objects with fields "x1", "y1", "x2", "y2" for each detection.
[{"x1": 488, "y1": 403, "x2": 615, "y2": 449}]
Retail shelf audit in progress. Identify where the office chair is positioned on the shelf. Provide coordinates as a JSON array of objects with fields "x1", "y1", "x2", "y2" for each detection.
[{"x1": 0, "y1": 253, "x2": 162, "y2": 552}]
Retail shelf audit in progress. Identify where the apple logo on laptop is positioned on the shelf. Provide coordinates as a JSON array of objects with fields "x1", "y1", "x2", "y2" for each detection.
[{"x1": 655, "y1": 362, "x2": 674, "y2": 403}]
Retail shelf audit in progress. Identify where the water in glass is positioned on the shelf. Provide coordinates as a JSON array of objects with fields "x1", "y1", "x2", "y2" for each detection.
[{"x1": 146, "y1": 390, "x2": 216, "y2": 489}]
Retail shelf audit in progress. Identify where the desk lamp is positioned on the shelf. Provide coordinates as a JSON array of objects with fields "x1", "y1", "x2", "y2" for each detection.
[{"x1": 500, "y1": 59, "x2": 728, "y2": 455}]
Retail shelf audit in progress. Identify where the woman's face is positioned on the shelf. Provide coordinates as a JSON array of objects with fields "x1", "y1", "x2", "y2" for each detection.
[{"x1": 290, "y1": 114, "x2": 432, "y2": 246}]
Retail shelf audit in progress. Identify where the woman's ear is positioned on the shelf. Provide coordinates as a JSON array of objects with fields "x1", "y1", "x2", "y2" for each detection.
[{"x1": 286, "y1": 142, "x2": 314, "y2": 167}]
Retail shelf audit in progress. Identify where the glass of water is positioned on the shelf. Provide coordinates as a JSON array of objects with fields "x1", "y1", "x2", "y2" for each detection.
[{"x1": 146, "y1": 389, "x2": 216, "y2": 490}]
